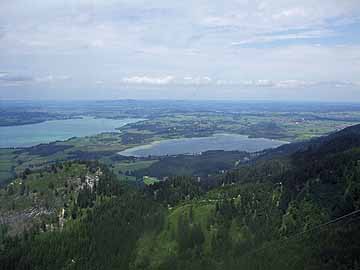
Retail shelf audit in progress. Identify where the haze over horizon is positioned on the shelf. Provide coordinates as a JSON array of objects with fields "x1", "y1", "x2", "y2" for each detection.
[{"x1": 1, "y1": 0, "x2": 360, "y2": 101}]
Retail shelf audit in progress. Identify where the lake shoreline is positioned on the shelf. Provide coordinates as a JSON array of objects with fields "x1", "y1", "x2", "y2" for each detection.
[
  {"x1": 0, "y1": 116, "x2": 143, "y2": 148},
  {"x1": 118, "y1": 133, "x2": 288, "y2": 157}
]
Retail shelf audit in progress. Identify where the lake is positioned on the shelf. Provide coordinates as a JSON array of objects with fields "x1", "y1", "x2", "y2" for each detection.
[
  {"x1": 0, "y1": 117, "x2": 141, "y2": 148},
  {"x1": 118, "y1": 134, "x2": 287, "y2": 157}
]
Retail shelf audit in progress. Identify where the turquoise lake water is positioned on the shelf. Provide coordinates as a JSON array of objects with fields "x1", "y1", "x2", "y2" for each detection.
[
  {"x1": 118, "y1": 134, "x2": 287, "y2": 157},
  {"x1": 0, "y1": 117, "x2": 140, "y2": 148}
]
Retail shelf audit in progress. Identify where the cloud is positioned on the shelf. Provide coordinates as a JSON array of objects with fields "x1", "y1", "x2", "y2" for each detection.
[
  {"x1": 0, "y1": 1, "x2": 360, "y2": 100},
  {"x1": 122, "y1": 76, "x2": 229, "y2": 86},
  {"x1": 0, "y1": 75, "x2": 32, "y2": 82},
  {"x1": 1, "y1": 0, "x2": 359, "y2": 53},
  {"x1": 122, "y1": 76, "x2": 175, "y2": 85},
  {"x1": 0, "y1": 73, "x2": 34, "y2": 86},
  {"x1": 0, "y1": 72, "x2": 9, "y2": 78},
  {"x1": 231, "y1": 29, "x2": 335, "y2": 46},
  {"x1": 200, "y1": 1, "x2": 360, "y2": 31},
  {"x1": 183, "y1": 76, "x2": 213, "y2": 85},
  {"x1": 237, "y1": 79, "x2": 360, "y2": 89},
  {"x1": 35, "y1": 75, "x2": 71, "y2": 83},
  {"x1": 120, "y1": 75, "x2": 359, "y2": 90},
  {"x1": 239, "y1": 79, "x2": 314, "y2": 88},
  {"x1": 0, "y1": 72, "x2": 71, "y2": 86}
]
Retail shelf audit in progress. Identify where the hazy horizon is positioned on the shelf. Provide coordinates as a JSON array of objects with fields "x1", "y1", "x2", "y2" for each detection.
[{"x1": 3, "y1": 98, "x2": 360, "y2": 105}]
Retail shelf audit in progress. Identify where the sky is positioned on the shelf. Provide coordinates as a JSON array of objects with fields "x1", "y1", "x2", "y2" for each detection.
[{"x1": 0, "y1": 0, "x2": 360, "y2": 101}]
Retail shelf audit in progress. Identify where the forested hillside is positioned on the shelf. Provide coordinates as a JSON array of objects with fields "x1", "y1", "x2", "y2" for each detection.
[{"x1": 1, "y1": 125, "x2": 360, "y2": 270}]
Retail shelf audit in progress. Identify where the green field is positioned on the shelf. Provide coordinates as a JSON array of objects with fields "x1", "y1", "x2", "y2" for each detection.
[
  {"x1": 0, "y1": 109, "x2": 359, "y2": 186},
  {"x1": 143, "y1": 176, "x2": 160, "y2": 185}
]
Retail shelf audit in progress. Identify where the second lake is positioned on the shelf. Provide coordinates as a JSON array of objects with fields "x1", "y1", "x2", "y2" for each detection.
[{"x1": 118, "y1": 134, "x2": 287, "y2": 157}]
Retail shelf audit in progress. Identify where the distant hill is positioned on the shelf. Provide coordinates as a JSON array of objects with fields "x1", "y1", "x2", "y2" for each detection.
[
  {"x1": 262, "y1": 123, "x2": 360, "y2": 158},
  {"x1": 134, "y1": 150, "x2": 250, "y2": 179}
]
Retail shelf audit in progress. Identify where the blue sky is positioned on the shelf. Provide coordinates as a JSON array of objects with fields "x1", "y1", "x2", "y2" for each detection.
[{"x1": 0, "y1": 0, "x2": 360, "y2": 101}]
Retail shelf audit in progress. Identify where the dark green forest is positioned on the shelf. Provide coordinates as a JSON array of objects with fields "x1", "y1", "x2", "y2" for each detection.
[{"x1": 1, "y1": 125, "x2": 360, "y2": 270}]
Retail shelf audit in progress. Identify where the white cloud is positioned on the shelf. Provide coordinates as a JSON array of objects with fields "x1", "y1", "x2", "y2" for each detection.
[
  {"x1": 122, "y1": 76, "x2": 175, "y2": 85},
  {"x1": 237, "y1": 79, "x2": 359, "y2": 89},
  {"x1": 183, "y1": 76, "x2": 212, "y2": 85},
  {"x1": 231, "y1": 29, "x2": 335, "y2": 46},
  {"x1": 272, "y1": 7, "x2": 308, "y2": 20},
  {"x1": 274, "y1": 80, "x2": 313, "y2": 88},
  {"x1": 120, "y1": 75, "x2": 359, "y2": 90},
  {"x1": 0, "y1": 0, "x2": 360, "y2": 100},
  {"x1": 35, "y1": 75, "x2": 71, "y2": 83}
]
